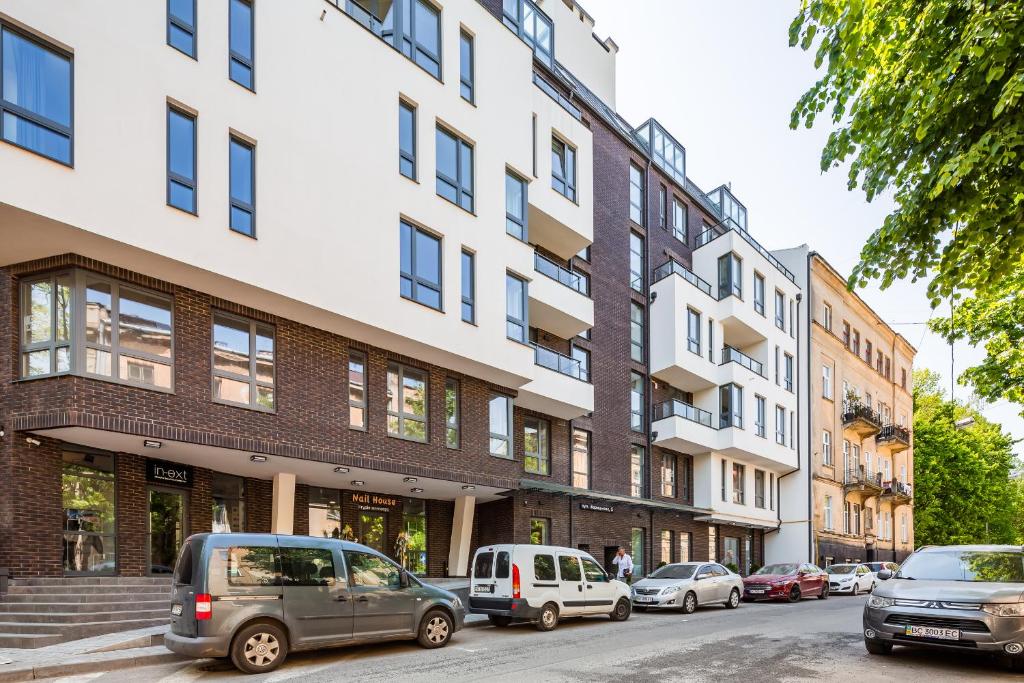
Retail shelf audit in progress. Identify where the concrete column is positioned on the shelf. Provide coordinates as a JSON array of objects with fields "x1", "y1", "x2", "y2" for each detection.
[
  {"x1": 271, "y1": 473, "x2": 296, "y2": 535},
  {"x1": 447, "y1": 495, "x2": 476, "y2": 577}
]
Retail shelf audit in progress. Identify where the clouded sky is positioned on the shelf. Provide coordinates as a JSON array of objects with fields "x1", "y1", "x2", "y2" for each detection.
[{"x1": 581, "y1": 0, "x2": 1023, "y2": 457}]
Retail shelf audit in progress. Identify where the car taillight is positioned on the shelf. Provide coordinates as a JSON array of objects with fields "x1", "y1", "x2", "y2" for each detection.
[
  {"x1": 195, "y1": 593, "x2": 212, "y2": 620},
  {"x1": 512, "y1": 564, "x2": 521, "y2": 599}
]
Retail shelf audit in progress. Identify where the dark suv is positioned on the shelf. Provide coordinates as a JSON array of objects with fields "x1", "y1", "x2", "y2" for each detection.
[{"x1": 163, "y1": 533, "x2": 464, "y2": 674}]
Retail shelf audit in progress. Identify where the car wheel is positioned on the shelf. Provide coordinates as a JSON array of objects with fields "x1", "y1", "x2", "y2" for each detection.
[
  {"x1": 633, "y1": 605, "x2": 648, "y2": 612},
  {"x1": 681, "y1": 591, "x2": 698, "y2": 614},
  {"x1": 610, "y1": 598, "x2": 631, "y2": 621},
  {"x1": 488, "y1": 615, "x2": 512, "y2": 627},
  {"x1": 536, "y1": 602, "x2": 559, "y2": 631},
  {"x1": 788, "y1": 586, "x2": 801, "y2": 603},
  {"x1": 852, "y1": 583, "x2": 859, "y2": 596},
  {"x1": 817, "y1": 583, "x2": 829, "y2": 600},
  {"x1": 230, "y1": 621, "x2": 288, "y2": 675},
  {"x1": 725, "y1": 588, "x2": 740, "y2": 609},
  {"x1": 418, "y1": 609, "x2": 453, "y2": 648},
  {"x1": 864, "y1": 639, "x2": 892, "y2": 655}
]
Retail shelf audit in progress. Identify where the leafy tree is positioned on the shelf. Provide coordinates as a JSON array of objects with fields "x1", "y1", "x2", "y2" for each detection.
[
  {"x1": 912, "y1": 369, "x2": 1018, "y2": 545},
  {"x1": 789, "y1": 1, "x2": 1024, "y2": 411}
]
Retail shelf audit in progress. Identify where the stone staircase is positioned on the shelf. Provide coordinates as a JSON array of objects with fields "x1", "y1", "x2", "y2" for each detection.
[{"x1": 0, "y1": 577, "x2": 171, "y2": 648}]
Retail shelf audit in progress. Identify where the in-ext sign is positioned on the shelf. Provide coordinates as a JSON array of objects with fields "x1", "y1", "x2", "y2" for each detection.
[{"x1": 146, "y1": 459, "x2": 193, "y2": 487}]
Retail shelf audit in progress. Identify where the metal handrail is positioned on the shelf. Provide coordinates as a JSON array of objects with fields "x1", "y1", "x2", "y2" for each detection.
[
  {"x1": 842, "y1": 402, "x2": 882, "y2": 426},
  {"x1": 652, "y1": 258, "x2": 713, "y2": 296},
  {"x1": 653, "y1": 399, "x2": 714, "y2": 428},
  {"x1": 721, "y1": 346, "x2": 764, "y2": 377},
  {"x1": 534, "y1": 252, "x2": 587, "y2": 294},
  {"x1": 845, "y1": 467, "x2": 882, "y2": 487},
  {"x1": 532, "y1": 343, "x2": 585, "y2": 381},
  {"x1": 878, "y1": 424, "x2": 911, "y2": 443},
  {"x1": 695, "y1": 217, "x2": 797, "y2": 284}
]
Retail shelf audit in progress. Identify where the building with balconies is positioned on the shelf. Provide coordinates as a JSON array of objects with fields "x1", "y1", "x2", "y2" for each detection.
[{"x1": 798, "y1": 252, "x2": 916, "y2": 565}]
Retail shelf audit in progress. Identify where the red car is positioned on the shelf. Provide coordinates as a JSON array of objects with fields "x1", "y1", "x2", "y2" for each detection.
[{"x1": 742, "y1": 562, "x2": 830, "y2": 602}]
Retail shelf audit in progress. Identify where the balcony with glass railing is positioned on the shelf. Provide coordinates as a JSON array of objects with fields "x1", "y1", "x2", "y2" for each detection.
[
  {"x1": 653, "y1": 258, "x2": 713, "y2": 297},
  {"x1": 535, "y1": 251, "x2": 587, "y2": 295},
  {"x1": 721, "y1": 346, "x2": 765, "y2": 378},
  {"x1": 515, "y1": 342, "x2": 593, "y2": 419},
  {"x1": 696, "y1": 218, "x2": 797, "y2": 285},
  {"x1": 528, "y1": 253, "x2": 593, "y2": 340}
]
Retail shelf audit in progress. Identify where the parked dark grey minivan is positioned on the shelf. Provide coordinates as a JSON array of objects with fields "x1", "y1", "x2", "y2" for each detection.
[{"x1": 163, "y1": 533, "x2": 465, "y2": 674}]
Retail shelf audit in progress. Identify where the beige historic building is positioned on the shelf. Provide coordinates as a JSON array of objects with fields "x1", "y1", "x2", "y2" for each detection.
[{"x1": 808, "y1": 254, "x2": 916, "y2": 564}]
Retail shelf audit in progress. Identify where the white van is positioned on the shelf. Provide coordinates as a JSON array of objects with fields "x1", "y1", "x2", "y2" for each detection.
[{"x1": 467, "y1": 544, "x2": 631, "y2": 631}]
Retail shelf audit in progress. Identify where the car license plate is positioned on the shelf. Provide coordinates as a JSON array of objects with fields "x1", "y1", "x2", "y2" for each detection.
[
  {"x1": 748, "y1": 589, "x2": 765, "y2": 594},
  {"x1": 171, "y1": 604, "x2": 183, "y2": 616},
  {"x1": 635, "y1": 596, "x2": 653, "y2": 603},
  {"x1": 473, "y1": 584, "x2": 493, "y2": 594},
  {"x1": 905, "y1": 625, "x2": 960, "y2": 640}
]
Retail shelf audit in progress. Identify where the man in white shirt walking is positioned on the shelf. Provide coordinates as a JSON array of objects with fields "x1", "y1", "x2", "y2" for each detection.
[{"x1": 611, "y1": 546, "x2": 634, "y2": 584}]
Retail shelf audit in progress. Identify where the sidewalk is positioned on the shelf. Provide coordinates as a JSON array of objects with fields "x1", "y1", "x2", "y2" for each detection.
[{"x1": 0, "y1": 611, "x2": 488, "y2": 682}]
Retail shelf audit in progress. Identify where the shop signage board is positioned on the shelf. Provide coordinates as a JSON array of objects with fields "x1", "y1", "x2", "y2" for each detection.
[
  {"x1": 146, "y1": 459, "x2": 194, "y2": 487},
  {"x1": 350, "y1": 492, "x2": 401, "y2": 512}
]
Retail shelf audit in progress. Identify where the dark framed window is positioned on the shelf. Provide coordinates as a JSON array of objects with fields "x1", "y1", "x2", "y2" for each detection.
[
  {"x1": 717, "y1": 253, "x2": 742, "y2": 299},
  {"x1": 398, "y1": 100, "x2": 416, "y2": 179},
  {"x1": 755, "y1": 395, "x2": 766, "y2": 438},
  {"x1": 658, "y1": 184, "x2": 667, "y2": 228},
  {"x1": 436, "y1": 126, "x2": 474, "y2": 212},
  {"x1": 629, "y1": 232, "x2": 643, "y2": 292},
  {"x1": 229, "y1": 136, "x2": 255, "y2": 237},
  {"x1": 754, "y1": 469, "x2": 766, "y2": 508},
  {"x1": 387, "y1": 362, "x2": 428, "y2": 442},
  {"x1": 348, "y1": 350, "x2": 366, "y2": 430},
  {"x1": 506, "y1": 273, "x2": 527, "y2": 342},
  {"x1": 386, "y1": 0, "x2": 441, "y2": 78},
  {"x1": 0, "y1": 25, "x2": 73, "y2": 165},
  {"x1": 502, "y1": 0, "x2": 553, "y2": 66},
  {"x1": 775, "y1": 290, "x2": 786, "y2": 330},
  {"x1": 630, "y1": 302, "x2": 644, "y2": 362},
  {"x1": 489, "y1": 394, "x2": 512, "y2": 457},
  {"x1": 784, "y1": 353, "x2": 794, "y2": 392},
  {"x1": 400, "y1": 221, "x2": 442, "y2": 310},
  {"x1": 445, "y1": 378, "x2": 460, "y2": 448},
  {"x1": 167, "y1": 105, "x2": 197, "y2": 214},
  {"x1": 719, "y1": 383, "x2": 743, "y2": 429},
  {"x1": 19, "y1": 272, "x2": 73, "y2": 378},
  {"x1": 459, "y1": 30, "x2": 474, "y2": 102},
  {"x1": 628, "y1": 163, "x2": 644, "y2": 225},
  {"x1": 630, "y1": 372, "x2": 645, "y2": 431},
  {"x1": 212, "y1": 311, "x2": 275, "y2": 410},
  {"x1": 229, "y1": 0, "x2": 254, "y2": 90},
  {"x1": 662, "y1": 453, "x2": 677, "y2": 497},
  {"x1": 753, "y1": 273, "x2": 765, "y2": 316},
  {"x1": 461, "y1": 249, "x2": 475, "y2": 323},
  {"x1": 167, "y1": 0, "x2": 197, "y2": 58},
  {"x1": 530, "y1": 520, "x2": 551, "y2": 547},
  {"x1": 506, "y1": 171, "x2": 527, "y2": 240},
  {"x1": 551, "y1": 136, "x2": 576, "y2": 202},
  {"x1": 630, "y1": 445, "x2": 644, "y2": 497},
  {"x1": 524, "y1": 417, "x2": 550, "y2": 475},
  {"x1": 572, "y1": 428, "x2": 590, "y2": 489},
  {"x1": 672, "y1": 197, "x2": 687, "y2": 243},
  {"x1": 687, "y1": 308, "x2": 701, "y2": 355},
  {"x1": 732, "y1": 463, "x2": 745, "y2": 504},
  {"x1": 775, "y1": 405, "x2": 786, "y2": 445}
]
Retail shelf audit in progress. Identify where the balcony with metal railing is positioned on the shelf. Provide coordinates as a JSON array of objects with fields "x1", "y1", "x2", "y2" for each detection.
[
  {"x1": 843, "y1": 466, "x2": 883, "y2": 500},
  {"x1": 515, "y1": 343, "x2": 593, "y2": 420},
  {"x1": 695, "y1": 217, "x2": 797, "y2": 285},
  {"x1": 877, "y1": 424, "x2": 911, "y2": 453},
  {"x1": 528, "y1": 252, "x2": 593, "y2": 340},
  {"x1": 653, "y1": 258, "x2": 713, "y2": 297},
  {"x1": 721, "y1": 346, "x2": 765, "y2": 379},
  {"x1": 881, "y1": 479, "x2": 913, "y2": 504},
  {"x1": 842, "y1": 401, "x2": 882, "y2": 437}
]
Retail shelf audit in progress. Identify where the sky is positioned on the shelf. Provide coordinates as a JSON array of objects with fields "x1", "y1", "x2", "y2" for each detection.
[{"x1": 581, "y1": 0, "x2": 1023, "y2": 458}]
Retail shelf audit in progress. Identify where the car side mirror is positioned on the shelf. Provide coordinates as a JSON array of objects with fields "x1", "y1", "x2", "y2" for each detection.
[{"x1": 876, "y1": 569, "x2": 893, "y2": 580}]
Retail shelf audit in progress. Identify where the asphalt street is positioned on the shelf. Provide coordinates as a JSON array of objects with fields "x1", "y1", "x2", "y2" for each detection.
[{"x1": 42, "y1": 595, "x2": 1024, "y2": 682}]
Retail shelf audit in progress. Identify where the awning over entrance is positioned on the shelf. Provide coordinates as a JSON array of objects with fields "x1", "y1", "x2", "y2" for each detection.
[
  {"x1": 518, "y1": 478, "x2": 712, "y2": 515},
  {"x1": 693, "y1": 512, "x2": 780, "y2": 531}
]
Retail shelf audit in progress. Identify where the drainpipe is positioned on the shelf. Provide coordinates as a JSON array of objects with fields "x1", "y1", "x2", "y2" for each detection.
[{"x1": 805, "y1": 252, "x2": 815, "y2": 562}]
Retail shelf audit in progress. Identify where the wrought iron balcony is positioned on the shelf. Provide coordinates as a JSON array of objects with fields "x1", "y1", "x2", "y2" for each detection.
[
  {"x1": 877, "y1": 424, "x2": 911, "y2": 452},
  {"x1": 721, "y1": 346, "x2": 765, "y2": 378},
  {"x1": 843, "y1": 466, "x2": 883, "y2": 495},
  {"x1": 534, "y1": 251, "x2": 588, "y2": 295},
  {"x1": 882, "y1": 479, "x2": 913, "y2": 502},
  {"x1": 653, "y1": 399, "x2": 714, "y2": 428},
  {"x1": 842, "y1": 402, "x2": 882, "y2": 436},
  {"x1": 532, "y1": 343, "x2": 586, "y2": 381},
  {"x1": 652, "y1": 258, "x2": 713, "y2": 297}
]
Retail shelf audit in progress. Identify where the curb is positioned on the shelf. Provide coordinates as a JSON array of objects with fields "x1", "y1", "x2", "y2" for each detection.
[{"x1": 0, "y1": 650, "x2": 186, "y2": 683}]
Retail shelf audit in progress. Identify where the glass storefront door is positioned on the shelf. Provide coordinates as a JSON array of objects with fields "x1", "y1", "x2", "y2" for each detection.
[
  {"x1": 359, "y1": 512, "x2": 386, "y2": 552},
  {"x1": 62, "y1": 451, "x2": 117, "y2": 575},
  {"x1": 723, "y1": 536, "x2": 740, "y2": 570},
  {"x1": 149, "y1": 488, "x2": 187, "y2": 575},
  {"x1": 211, "y1": 473, "x2": 245, "y2": 533},
  {"x1": 401, "y1": 499, "x2": 427, "y2": 575}
]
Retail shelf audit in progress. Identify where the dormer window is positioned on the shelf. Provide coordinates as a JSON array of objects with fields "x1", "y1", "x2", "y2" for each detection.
[{"x1": 503, "y1": 0, "x2": 553, "y2": 67}]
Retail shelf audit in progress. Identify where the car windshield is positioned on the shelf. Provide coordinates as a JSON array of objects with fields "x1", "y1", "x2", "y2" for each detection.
[
  {"x1": 897, "y1": 550, "x2": 1024, "y2": 582},
  {"x1": 826, "y1": 565, "x2": 855, "y2": 575},
  {"x1": 754, "y1": 564, "x2": 797, "y2": 575},
  {"x1": 649, "y1": 564, "x2": 697, "y2": 580}
]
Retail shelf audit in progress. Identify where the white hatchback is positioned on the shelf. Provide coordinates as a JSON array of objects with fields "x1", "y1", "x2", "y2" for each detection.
[
  {"x1": 467, "y1": 544, "x2": 632, "y2": 631},
  {"x1": 826, "y1": 563, "x2": 876, "y2": 595}
]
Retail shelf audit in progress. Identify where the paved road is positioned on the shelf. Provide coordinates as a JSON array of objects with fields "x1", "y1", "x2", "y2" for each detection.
[{"x1": 44, "y1": 595, "x2": 1023, "y2": 682}]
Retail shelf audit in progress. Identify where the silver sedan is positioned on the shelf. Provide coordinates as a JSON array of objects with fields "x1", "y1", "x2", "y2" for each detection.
[{"x1": 630, "y1": 562, "x2": 744, "y2": 613}]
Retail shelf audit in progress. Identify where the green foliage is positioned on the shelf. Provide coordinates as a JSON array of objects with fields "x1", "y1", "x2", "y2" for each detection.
[
  {"x1": 790, "y1": 0, "x2": 1024, "y2": 305},
  {"x1": 912, "y1": 369, "x2": 1019, "y2": 545},
  {"x1": 930, "y1": 262, "x2": 1024, "y2": 413}
]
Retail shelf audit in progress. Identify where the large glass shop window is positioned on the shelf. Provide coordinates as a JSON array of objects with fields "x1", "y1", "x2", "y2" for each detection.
[
  {"x1": 401, "y1": 499, "x2": 427, "y2": 576},
  {"x1": 211, "y1": 473, "x2": 245, "y2": 533},
  {"x1": 62, "y1": 451, "x2": 116, "y2": 574},
  {"x1": 308, "y1": 487, "x2": 342, "y2": 539}
]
